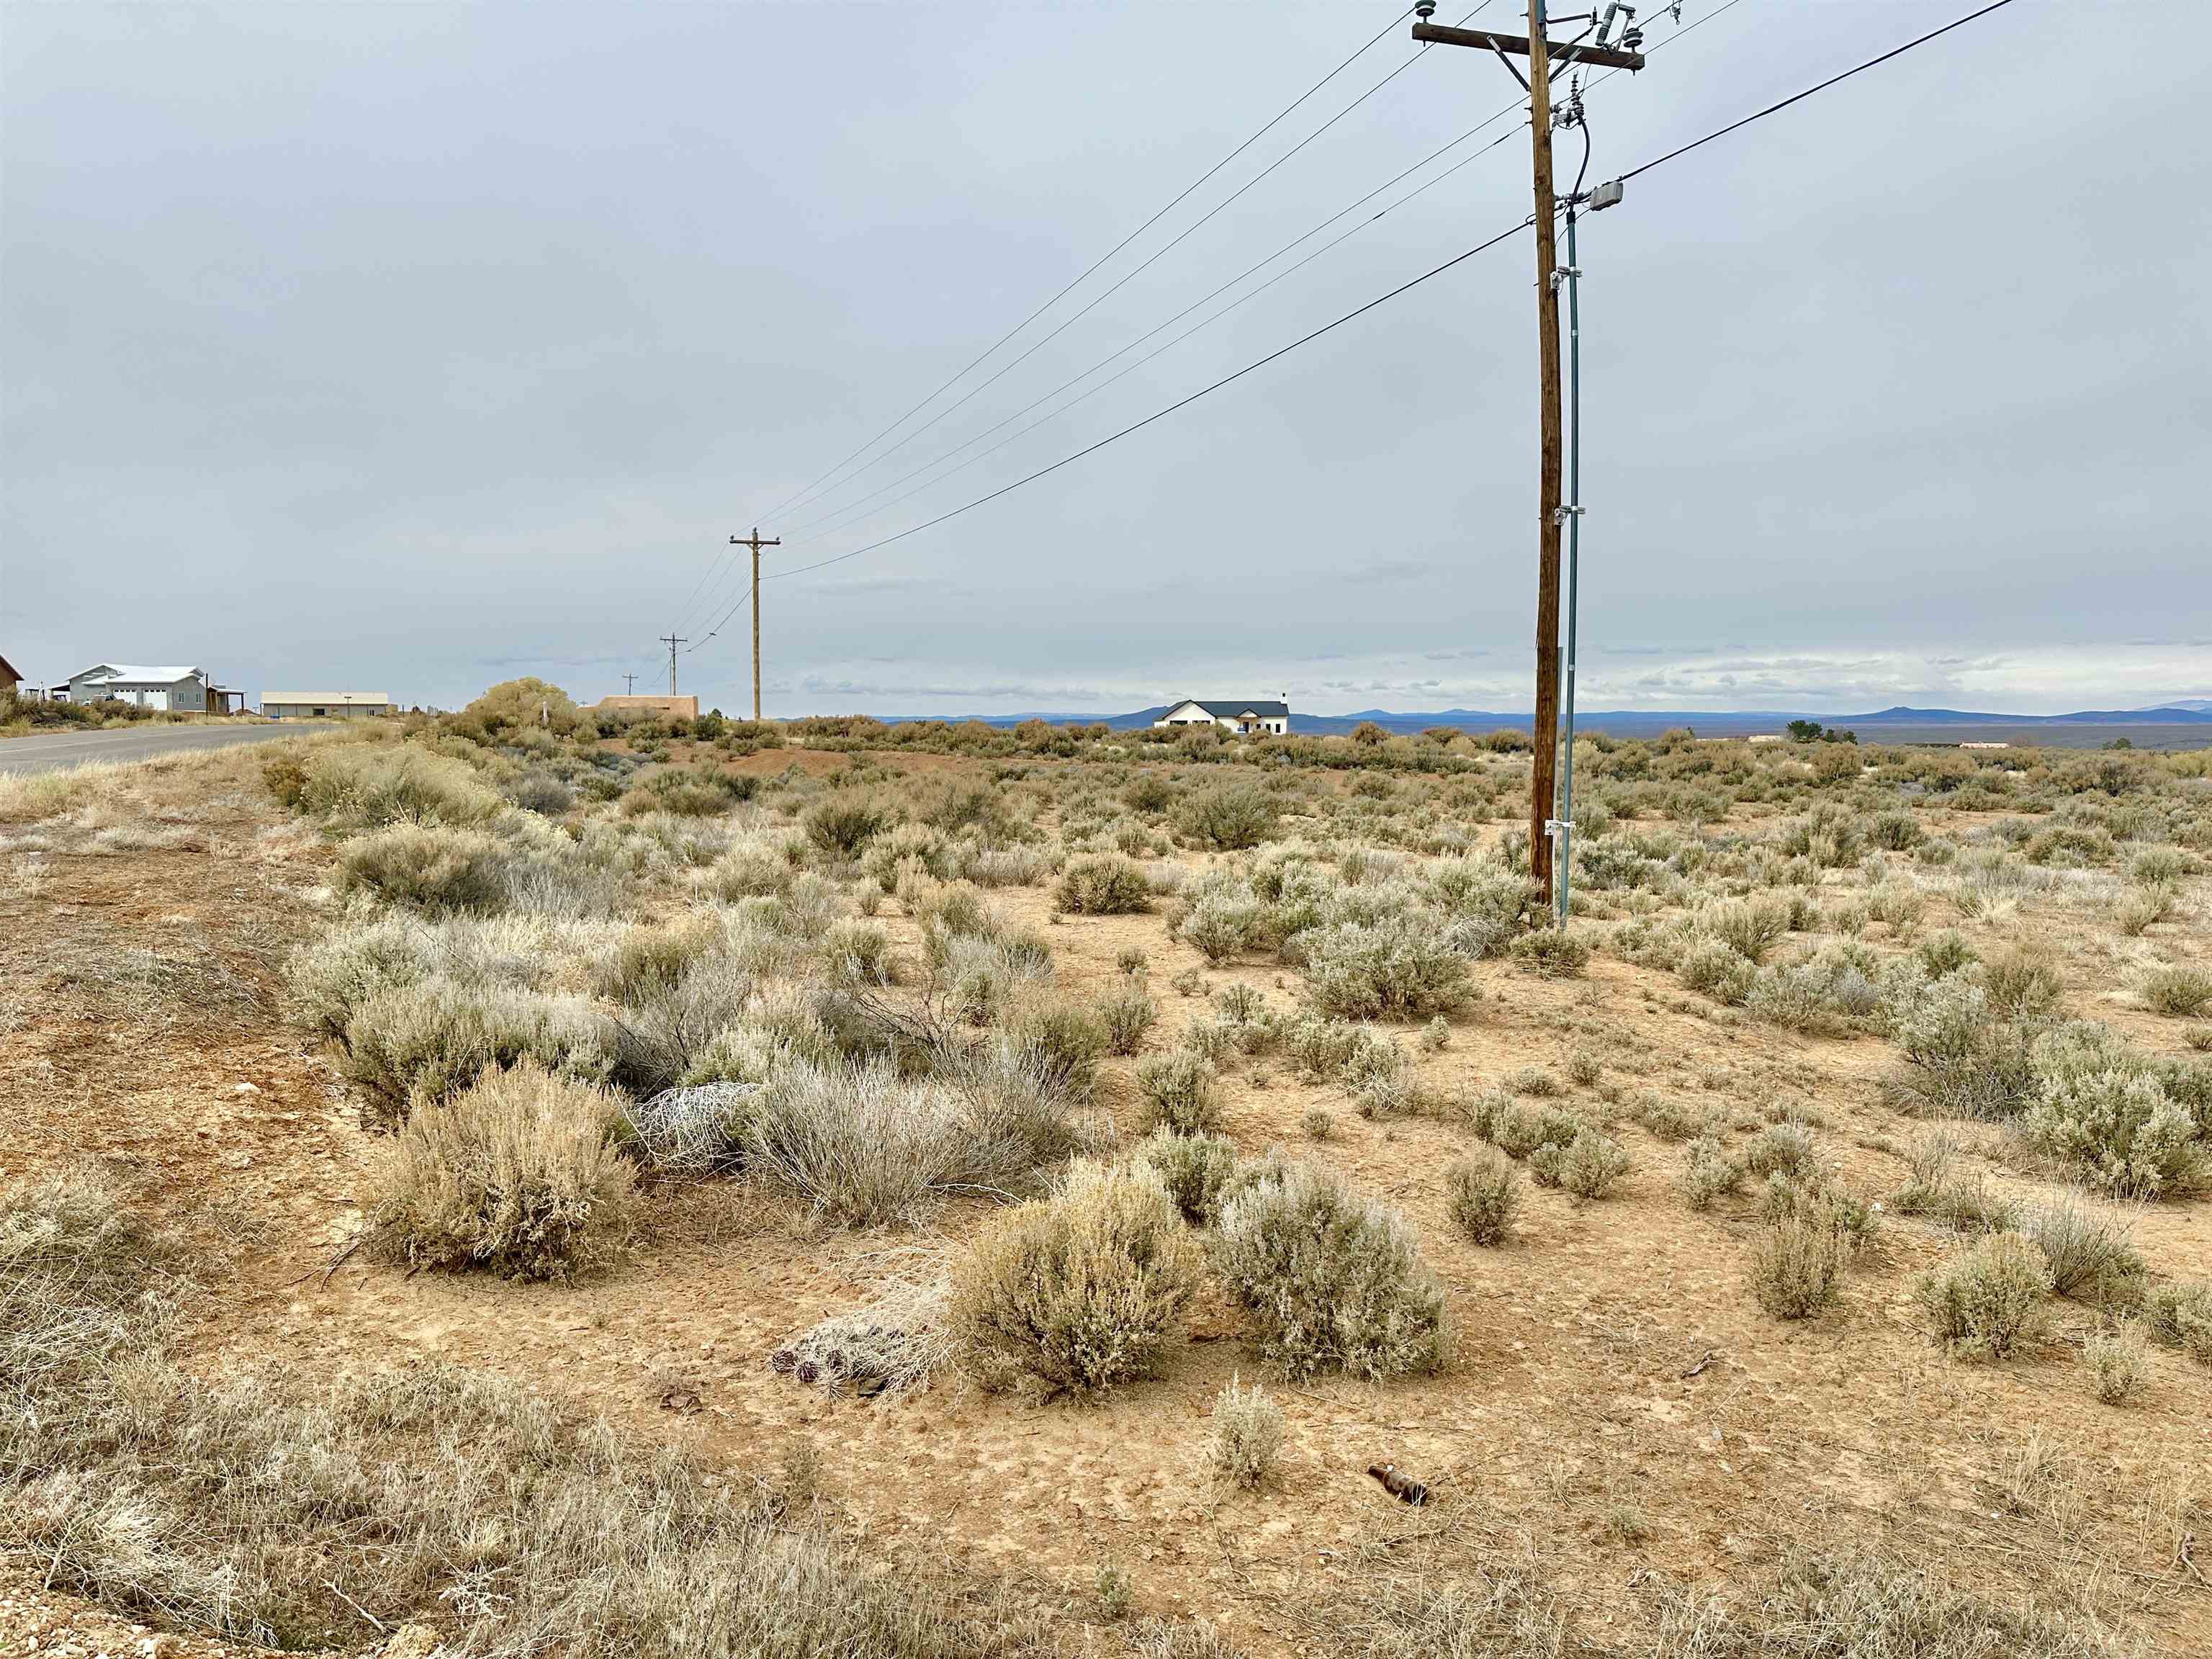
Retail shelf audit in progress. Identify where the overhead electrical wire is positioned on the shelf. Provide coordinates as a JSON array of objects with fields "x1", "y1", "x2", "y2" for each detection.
[
  {"x1": 761, "y1": 0, "x2": 1742, "y2": 552},
  {"x1": 1621, "y1": 0, "x2": 2013, "y2": 182},
  {"x1": 670, "y1": 7, "x2": 1542, "y2": 640},
  {"x1": 664, "y1": 6, "x2": 1424, "y2": 638},
  {"x1": 711, "y1": 0, "x2": 2020, "y2": 612},
  {"x1": 755, "y1": 2, "x2": 1503, "y2": 531}
]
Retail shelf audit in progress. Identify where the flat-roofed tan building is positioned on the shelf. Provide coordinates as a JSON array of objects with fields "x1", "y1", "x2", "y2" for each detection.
[
  {"x1": 262, "y1": 693, "x2": 392, "y2": 719},
  {"x1": 597, "y1": 694, "x2": 698, "y2": 719}
]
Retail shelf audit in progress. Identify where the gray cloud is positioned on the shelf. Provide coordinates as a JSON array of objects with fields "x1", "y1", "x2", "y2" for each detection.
[{"x1": 3, "y1": 1, "x2": 2206, "y2": 717}]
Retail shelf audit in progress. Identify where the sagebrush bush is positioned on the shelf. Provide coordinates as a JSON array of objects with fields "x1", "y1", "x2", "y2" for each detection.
[
  {"x1": 2087, "y1": 1329, "x2": 2148, "y2": 1405},
  {"x1": 1481, "y1": 1099, "x2": 1583, "y2": 1161},
  {"x1": 1680, "y1": 1133, "x2": 1744, "y2": 1211},
  {"x1": 2020, "y1": 1023, "x2": 2206, "y2": 1198},
  {"x1": 1054, "y1": 854, "x2": 1151, "y2": 915},
  {"x1": 1444, "y1": 1148, "x2": 1520, "y2": 1244},
  {"x1": 1748, "y1": 1213, "x2": 1847, "y2": 1318},
  {"x1": 950, "y1": 1161, "x2": 1200, "y2": 1395},
  {"x1": 2145, "y1": 1281, "x2": 2212, "y2": 1363},
  {"x1": 1509, "y1": 928, "x2": 1590, "y2": 979},
  {"x1": 367, "y1": 1061, "x2": 637, "y2": 1281},
  {"x1": 803, "y1": 793, "x2": 891, "y2": 860},
  {"x1": 2018, "y1": 1197, "x2": 2145, "y2": 1307},
  {"x1": 338, "y1": 823, "x2": 513, "y2": 914},
  {"x1": 1743, "y1": 1122, "x2": 1818, "y2": 1180},
  {"x1": 1100, "y1": 986, "x2": 1158, "y2": 1056},
  {"x1": 1137, "y1": 1051, "x2": 1223, "y2": 1135},
  {"x1": 1208, "y1": 1375, "x2": 1284, "y2": 1491},
  {"x1": 1300, "y1": 917, "x2": 1470, "y2": 1020},
  {"x1": 1213, "y1": 1154, "x2": 1450, "y2": 1380},
  {"x1": 1679, "y1": 938, "x2": 1755, "y2": 1004},
  {"x1": 342, "y1": 979, "x2": 615, "y2": 1125},
  {"x1": 2144, "y1": 965, "x2": 2212, "y2": 1018},
  {"x1": 1529, "y1": 1129, "x2": 1630, "y2": 1198},
  {"x1": 1915, "y1": 1233, "x2": 2053, "y2": 1360},
  {"x1": 1173, "y1": 785, "x2": 1278, "y2": 851},
  {"x1": 1138, "y1": 1130, "x2": 1242, "y2": 1224},
  {"x1": 1001, "y1": 996, "x2": 1107, "y2": 1102}
]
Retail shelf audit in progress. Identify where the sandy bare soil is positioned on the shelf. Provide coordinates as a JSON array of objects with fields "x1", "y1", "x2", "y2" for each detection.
[{"x1": 4, "y1": 735, "x2": 2208, "y2": 1657}]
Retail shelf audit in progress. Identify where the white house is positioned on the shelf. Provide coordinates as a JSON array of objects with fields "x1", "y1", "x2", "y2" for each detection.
[
  {"x1": 66, "y1": 664, "x2": 212, "y2": 712},
  {"x1": 1154, "y1": 698, "x2": 1290, "y2": 737}
]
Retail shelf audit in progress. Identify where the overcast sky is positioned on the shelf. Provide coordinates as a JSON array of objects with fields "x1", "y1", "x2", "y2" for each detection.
[{"x1": 3, "y1": 0, "x2": 2205, "y2": 716}]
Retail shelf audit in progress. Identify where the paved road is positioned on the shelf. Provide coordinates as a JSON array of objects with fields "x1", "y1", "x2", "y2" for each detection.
[{"x1": 0, "y1": 721, "x2": 328, "y2": 776}]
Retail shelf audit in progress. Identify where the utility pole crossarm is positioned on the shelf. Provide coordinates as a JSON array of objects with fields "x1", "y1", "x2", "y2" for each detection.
[{"x1": 1411, "y1": 22, "x2": 1645, "y2": 71}]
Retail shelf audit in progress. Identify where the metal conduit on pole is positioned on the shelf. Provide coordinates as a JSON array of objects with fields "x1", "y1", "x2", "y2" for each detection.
[{"x1": 1555, "y1": 197, "x2": 1583, "y2": 923}]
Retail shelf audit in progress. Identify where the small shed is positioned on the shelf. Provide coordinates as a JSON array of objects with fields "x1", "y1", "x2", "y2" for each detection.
[{"x1": 0, "y1": 654, "x2": 20, "y2": 699}]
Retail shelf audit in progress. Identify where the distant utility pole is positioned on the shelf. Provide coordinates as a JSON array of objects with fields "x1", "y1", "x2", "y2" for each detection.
[
  {"x1": 1411, "y1": 1, "x2": 1642, "y2": 917},
  {"x1": 623, "y1": 673, "x2": 637, "y2": 696},
  {"x1": 659, "y1": 634, "x2": 687, "y2": 696},
  {"x1": 729, "y1": 527, "x2": 781, "y2": 721}
]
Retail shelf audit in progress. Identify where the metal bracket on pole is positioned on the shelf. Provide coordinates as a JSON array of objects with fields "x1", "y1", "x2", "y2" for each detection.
[
  {"x1": 1488, "y1": 42, "x2": 1532, "y2": 92},
  {"x1": 1552, "y1": 503, "x2": 1585, "y2": 523},
  {"x1": 1549, "y1": 266, "x2": 1581, "y2": 290}
]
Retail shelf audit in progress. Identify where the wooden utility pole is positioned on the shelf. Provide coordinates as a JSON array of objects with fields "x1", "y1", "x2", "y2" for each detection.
[
  {"x1": 623, "y1": 673, "x2": 637, "y2": 696},
  {"x1": 1410, "y1": 3, "x2": 1642, "y2": 909},
  {"x1": 729, "y1": 527, "x2": 781, "y2": 721},
  {"x1": 1527, "y1": 4, "x2": 1563, "y2": 902},
  {"x1": 659, "y1": 634, "x2": 686, "y2": 696}
]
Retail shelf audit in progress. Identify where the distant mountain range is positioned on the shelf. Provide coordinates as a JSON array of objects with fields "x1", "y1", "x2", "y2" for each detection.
[{"x1": 864, "y1": 701, "x2": 2212, "y2": 742}]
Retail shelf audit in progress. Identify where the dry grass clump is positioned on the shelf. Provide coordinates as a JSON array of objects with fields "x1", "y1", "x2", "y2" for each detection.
[
  {"x1": 280, "y1": 741, "x2": 503, "y2": 828},
  {"x1": 336, "y1": 822, "x2": 513, "y2": 914},
  {"x1": 1137, "y1": 1050, "x2": 1223, "y2": 1135},
  {"x1": 950, "y1": 1160, "x2": 1200, "y2": 1396},
  {"x1": 1213, "y1": 1154, "x2": 1450, "y2": 1380},
  {"x1": 1914, "y1": 1232, "x2": 2054, "y2": 1360},
  {"x1": 366, "y1": 1060, "x2": 637, "y2": 1281},
  {"x1": 1000, "y1": 995, "x2": 1107, "y2": 1101},
  {"x1": 1054, "y1": 853, "x2": 1151, "y2": 914},
  {"x1": 1208, "y1": 1375, "x2": 1284, "y2": 1491},
  {"x1": 747, "y1": 1054, "x2": 1080, "y2": 1228},
  {"x1": 0, "y1": 1167, "x2": 172, "y2": 1390},
  {"x1": 1889, "y1": 1131, "x2": 2020, "y2": 1233},
  {"x1": 1, "y1": 1179, "x2": 1004, "y2": 1656},
  {"x1": 1444, "y1": 1148, "x2": 1521, "y2": 1244},
  {"x1": 772, "y1": 1267, "x2": 954, "y2": 1397}
]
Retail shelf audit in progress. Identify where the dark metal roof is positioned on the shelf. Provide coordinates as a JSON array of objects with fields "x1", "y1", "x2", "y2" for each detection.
[{"x1": 1173, "y1": 698, "x2": 1289, "y2": 719}]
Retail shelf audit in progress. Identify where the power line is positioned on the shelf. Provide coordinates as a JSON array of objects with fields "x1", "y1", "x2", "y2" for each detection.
[
  {"x1": 1622, "y1": 0, "x2": 2015, "y2": 182},
  {"x1": 776, "y1": 127, "x2": 1523, "y2": 552},
  {"x1": 760, "y1": 3, "x2": 1502, "y2": 536},
  {"x1": 734, "y1": 10, "x2": 1415, "y2": 522},
  {"x1": 758, "y1": 219, "x2": 1534, "y2": 585},
  {"x1": 669, "y1": 16, "x2": 1422, "y2": 644},
  {"x1": 675, "y1": 0, "x2": 1748, "y2": 644},
  {"x1": 765, "y1": 0, "x2": 1742, "y2": 551},
  {"x1": 734, "y1": 0, "x2": 2025, "y2": 603}
]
